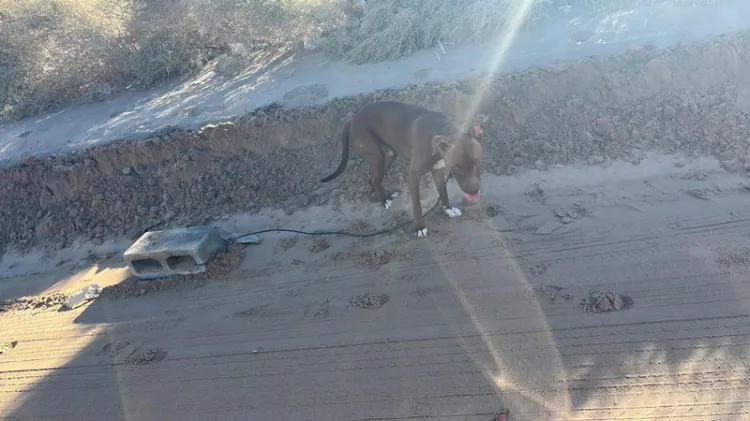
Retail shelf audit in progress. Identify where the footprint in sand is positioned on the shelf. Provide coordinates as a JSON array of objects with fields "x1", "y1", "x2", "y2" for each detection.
[
  {"x1": 304, "y1": 297, "x2": 348, "y2": 319},
  {"x1": 349, "y1": 293, "x2": 390, "y2": 309}
]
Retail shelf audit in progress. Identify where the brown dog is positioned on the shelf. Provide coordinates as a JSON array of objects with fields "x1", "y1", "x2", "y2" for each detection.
[{"x1": 320, "y1": 101, "x2": 487, "y2": 238}]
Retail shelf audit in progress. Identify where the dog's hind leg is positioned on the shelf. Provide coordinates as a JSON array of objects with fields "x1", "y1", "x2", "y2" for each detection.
[
  {"x1": 379, "y1": 144, "x2": 400, "y2": 200},
  {"x1": 352, "y1": 131, "x2": 392, "y2": 209}
]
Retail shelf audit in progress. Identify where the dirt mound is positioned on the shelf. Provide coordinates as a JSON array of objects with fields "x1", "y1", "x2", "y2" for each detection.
[
  {"x1": 2, "y1": 33, "x2": 750, "y2": 256},
  {"x1": 0, "y1": 293, "x2": 68, "y2": 312}
]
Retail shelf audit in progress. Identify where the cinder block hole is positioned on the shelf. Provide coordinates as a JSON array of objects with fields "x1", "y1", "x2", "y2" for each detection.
[
  {"x1": 131, "y1": 258, "x2": 164, "y2": 274},
  {"x1": 166, "y1": 255, "x2": 199, "y2": 272}
]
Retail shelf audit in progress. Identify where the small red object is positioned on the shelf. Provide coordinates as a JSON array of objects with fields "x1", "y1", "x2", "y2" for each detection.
[{"x1": 493, "y1": 409, "x2": 510, "y2": 421}]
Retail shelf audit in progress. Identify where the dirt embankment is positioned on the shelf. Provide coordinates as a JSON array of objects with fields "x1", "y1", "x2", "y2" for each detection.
[{"x1": 2, "y1": 33, "x2": 750, "y2": 255}]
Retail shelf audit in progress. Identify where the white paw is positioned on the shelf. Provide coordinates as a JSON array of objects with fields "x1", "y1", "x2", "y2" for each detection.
[
  {"x1": 390, "y1": 191, "x2": 400, "y2": 198},
  {"x1": 444, "y1": 207, "x2": 462, "y2": 218},
  {"x1": 415, "y1": 228, "x2": 428, "y2": 238},
  {"x1": 384, "y1": 199, "x2": 392, "y2": 210}
]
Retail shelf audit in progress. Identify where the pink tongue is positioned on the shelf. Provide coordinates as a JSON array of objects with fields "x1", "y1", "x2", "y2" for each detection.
[{"x1": 464, "y1": 190, "x2": 481, "y2": 201}]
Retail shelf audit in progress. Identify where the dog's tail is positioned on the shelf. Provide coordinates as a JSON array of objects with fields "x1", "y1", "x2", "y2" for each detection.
[{"x1": 320, "y1": 121, "x2": 351, "y2": 183}]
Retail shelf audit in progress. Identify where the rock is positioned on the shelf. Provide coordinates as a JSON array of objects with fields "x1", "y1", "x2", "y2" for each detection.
[
  {"x1": 35, "y1": 218, "x2": 54, "y2": 240},
  {"x1": 121, "y1": 167, "x2": 132, "y2": 175},
  {"x1": 587, "y1": 155, "x2": 605, "y2": 165},
  {"x1": 512, "y1": 157, "x2": 524, "y2": 166}
]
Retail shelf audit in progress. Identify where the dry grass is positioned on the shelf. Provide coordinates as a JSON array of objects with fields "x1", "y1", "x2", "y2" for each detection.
[
  {"x1": 317, "y1": 0, "x2": 552, "y2": 64},
  {"x1": 316, "y1": 0, "x2": 718, "y2": 64},
  {"x1": 0, "y1": 0, "x2": 338, "y2": 121},
  {"x1": 0, "y1": 0, "x2": 717, "y2": 122}
]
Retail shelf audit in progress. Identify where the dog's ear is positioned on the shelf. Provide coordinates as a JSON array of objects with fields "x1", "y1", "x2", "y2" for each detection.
[
  {"x1": 432, "y1": 135, "x2": 453, "y2": 156},
  {"x1": 471, "y1": 114, "x2": 488, "y2": 140},
  {"x1": 471, "y1": 115, "x2": 488, "y2": 139}
]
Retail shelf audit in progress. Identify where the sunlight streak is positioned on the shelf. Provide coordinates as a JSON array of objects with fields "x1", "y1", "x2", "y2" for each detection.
[{"x1": 462, "y1": 0, "x2": 537, "y2": 127}]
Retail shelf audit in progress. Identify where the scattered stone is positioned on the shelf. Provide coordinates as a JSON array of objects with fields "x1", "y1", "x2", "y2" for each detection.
[
  {"x1": 1, "y1": 294, "x2": 68, "y2": 313},
  {"x1": 121, "y1": 167, "x2": 132, "y2": 175},
  {"x1": 579, "y1": 289, "x2": 633, "y2": 313}
]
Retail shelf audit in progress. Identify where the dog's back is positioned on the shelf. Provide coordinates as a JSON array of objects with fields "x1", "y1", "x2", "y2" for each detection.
[{"x1": 353, "y1": 101, "x2": 453, "y2": 155}]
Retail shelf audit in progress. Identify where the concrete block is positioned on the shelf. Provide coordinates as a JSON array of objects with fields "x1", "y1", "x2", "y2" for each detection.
[{"x1": 124, "y1": 226, "x2": 225, "y2": 279}]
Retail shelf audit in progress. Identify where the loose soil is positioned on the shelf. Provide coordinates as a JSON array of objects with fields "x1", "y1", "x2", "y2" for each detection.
[{"x1": 2, "y1": 34, "x2": 750, "y2": 257}]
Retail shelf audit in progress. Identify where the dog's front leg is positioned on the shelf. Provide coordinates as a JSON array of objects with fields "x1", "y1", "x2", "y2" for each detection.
[
  {"x1": 409, "y1": 171, "x2": 427, "y2": 238},
  {"x1": 431, "y1": 168, "x2": 461, "y2": 218}
]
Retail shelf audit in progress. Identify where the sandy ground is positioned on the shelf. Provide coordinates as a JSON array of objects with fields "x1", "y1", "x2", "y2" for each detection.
[
  {"x1": 2, "y1": 154, "x2": 749, "y2": 420},
  {"x1": 1, "y1": 0, "x2": 749, "y2": 167}
]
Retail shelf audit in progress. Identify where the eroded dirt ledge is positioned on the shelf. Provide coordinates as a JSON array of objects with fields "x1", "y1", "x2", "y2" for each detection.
[{"x1": 2, "y1": 33, "x2": 750, "y2": 255}]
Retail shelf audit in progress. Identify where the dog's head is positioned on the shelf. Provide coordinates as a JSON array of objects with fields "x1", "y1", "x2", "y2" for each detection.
[{"x1": 432, "y1": 114, "x2": 487, "y2": 199}]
